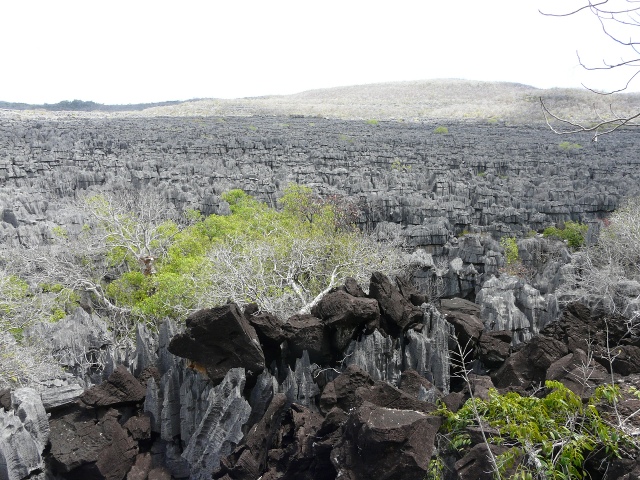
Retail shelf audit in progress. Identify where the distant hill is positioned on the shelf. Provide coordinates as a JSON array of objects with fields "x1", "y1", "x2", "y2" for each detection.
[
  {"x1": 2, "y1": 79, "x2": 639, "y2": 123},
  {"x1": 0, "y1": 98, "x2": 186, "y2": 112}
]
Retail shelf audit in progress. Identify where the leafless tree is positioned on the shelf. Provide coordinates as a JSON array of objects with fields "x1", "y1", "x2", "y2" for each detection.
[
  {"x1": 557, "y1": 197, "x2": 640, "y2": 328},
  {"x1": 199, "y1": 230, "x2": 407, "y2": 319},
  {"x1": 540, "y1": 0, "x2": 640, "y2": 140}
]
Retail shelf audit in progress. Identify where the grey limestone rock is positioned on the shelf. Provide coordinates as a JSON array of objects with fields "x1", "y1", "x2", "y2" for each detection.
[
  {"x1": 36, "y1": 379, "x2": 84, "y2": 410},
  {"x1": 0, "y1": 408, "x2": 43, "y2": 480},
  {"x1": 24, "y1": 307, "x2": 114, "y2": 386},
  {"x1": 279, "y1": 351, "x2": 321, "y2": 410},
  {"x1": 11, "y1": 388, "x2": 49, "y2": 452},
  {"x1": 0, "y1": 388, "x2": 48, "y2": 480},
  {"x1": 476, "y1": 275, "x2": 559, "y2": 344},
  {"x1": 132, "y1": 322, "x2": 158, "y2": 378},
  {"x1": 404, "y1": 303, "x2": 454, "y2": 394},
  {"x1": 182, "y1": 368, "x2": 251, "y2": 480},
  {"x1": 179, "y1": 368, "x2": 213, "y2": 445},
  {"x1": 2, "y1": 116, "x2": 637, "y2": 251},
  {"x1": 344, "y1": 329, "x2": 403, "y2": 385}
]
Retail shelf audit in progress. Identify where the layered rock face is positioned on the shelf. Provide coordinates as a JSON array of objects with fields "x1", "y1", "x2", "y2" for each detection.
[{"x1": 1, "y1": 114, "x2": 638, "y2": 247}]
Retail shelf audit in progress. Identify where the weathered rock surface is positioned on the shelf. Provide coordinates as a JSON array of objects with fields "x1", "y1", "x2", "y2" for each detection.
[
  {"x1": 476, "y1": 274, "x2": 559, "y2": 344},
  {"x1": 182, "y1": 368, "x2": 251, "y2": 480},
  {"x1": 2, "y1": 116, "x2": 637, "y2": 250},
  {"x1": 5, "y1": 272, "x2": 640, "y2": 480},
  {"x1": 0, "y1": 388, "x2": 49, "y2": 480},
  {"x1": 331, "y1": 401, "x2": 441, "y2": 480},
  {"x1": 168, "y1": 304, "x2": 265, "y2": 384},
  {"x1": 49, "y1": 406, "x2": 138, "y2": 479},
  {"x1": 80, "y1": 364, "x2": 145, "y2": 407},
  {"x1": 369, "y1": 271, "x2": 423, "y2": 335},
  {"x1": 24, "y1": 307, "x2": 114, "y2": 386}
]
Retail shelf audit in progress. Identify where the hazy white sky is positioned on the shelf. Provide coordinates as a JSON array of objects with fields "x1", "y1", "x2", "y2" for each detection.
[{"x1": 1, "y1": 1, "x2": 638, "y2": 104}]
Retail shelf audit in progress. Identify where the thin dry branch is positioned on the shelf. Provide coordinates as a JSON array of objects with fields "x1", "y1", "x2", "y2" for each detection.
[
  {"x1": 540, "y1": 0, "x2": 640, "y2": 137},
  {"x1": 540, "y1": 97, "x2": 640, "y2": 140}
]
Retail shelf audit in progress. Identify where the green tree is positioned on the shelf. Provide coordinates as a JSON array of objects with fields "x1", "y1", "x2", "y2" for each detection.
[{"x1": 108, "y1": 185, "x2": 405, "y2": 320}]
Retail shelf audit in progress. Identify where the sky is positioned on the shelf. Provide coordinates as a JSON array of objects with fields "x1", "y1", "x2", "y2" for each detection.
[{"x1": 1, "y1": 1, "x2": 638, "y2": 105}]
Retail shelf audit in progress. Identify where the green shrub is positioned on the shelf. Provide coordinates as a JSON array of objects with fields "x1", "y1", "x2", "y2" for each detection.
[
  {"x1": 558, "y1": 141, "x2": 582, "y2": 151},
  {"x1": 437, "y1": 381, "x2": 637, "y2": 479},
  {"x1": 434, "y1": 126, "x2": 449, "y2": 134},
  {"x1": 366, "y1": 119, "x2": 379, "y2": 126},
  {"x1": 543, "y1": 221, "x2": 588, "y2": 249},
  {"x1": 390, "y1": 158, "x2": 411, "y2": 172},
  {"x1": 500, "y1": 236, "x2": 519, "y2": 265}
]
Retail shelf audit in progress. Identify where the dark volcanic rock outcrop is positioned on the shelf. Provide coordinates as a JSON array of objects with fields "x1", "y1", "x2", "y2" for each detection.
[
  {"x1": 4, "y1": 271, "x2": 640, "y2": 480},
  {"x1": 168, "y1": 304, "x2": 265, "y2": 384}
]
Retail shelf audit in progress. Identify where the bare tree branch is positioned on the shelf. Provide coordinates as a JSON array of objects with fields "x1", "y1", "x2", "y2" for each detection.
[{"x1": 540, "y1": 0, "x2": 640, "y2": 138}]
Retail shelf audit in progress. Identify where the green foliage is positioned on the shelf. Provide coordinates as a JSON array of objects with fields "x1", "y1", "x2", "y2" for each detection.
[
  {"x1": 500, "y1": 236, "x2": 519, "y2": 265},
  {"x1": 99, "y1": 185, "x2": 401, "y2": 320},
  {"x1": 438, "y1": 381, "x2": 635, "y2": 480},
  {"x1": 390, "y1": 158, "x2": 411, "y2": 172},
  {"x1": 366, "y1": 119, "x2": 379, "y2": 126},
  {"x1": 558, "y1": 141, "x2": 582, "y2": 151},
  {"x1": 477, "y1": 171, "x2": 487, "y2": 177},
  {"x1": 543, "y1": 221, "x2": 588, "y2": 249},
  {"x1": 434, "y1": 126, "x2": 449, "y2": 134},
  {"x1": 426, "y1": 456, "x2": 445, "y2": 479},
  {"x1": 0, "y1": 275, "x2": 29, "y2": 334},
  {"x1": 51, "y1": 225, "x2": 68, "y2": 239}
]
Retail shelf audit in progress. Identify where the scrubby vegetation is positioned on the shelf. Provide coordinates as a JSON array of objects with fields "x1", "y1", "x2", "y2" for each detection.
[
  {"x1": 500, "y1": 236, "x2": 519, "y2": 265},
  {"x1": 559, "y1": 198, "x2": 640, "y2": 322},
  {"x1": 437, "y1": 381, "x2": 640, "y2": 479},
  {"x1": 543, "y1": 221, "x2": 588, "y2": 249},
  {"x1": 1, "y1": 184, "x2": 405, "y2": 338},
  {"x1": 0, "y1": 184, "x2": 406, "y2": 386}
]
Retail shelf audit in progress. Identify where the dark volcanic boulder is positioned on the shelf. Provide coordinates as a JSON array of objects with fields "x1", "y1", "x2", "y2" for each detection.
[
  {"x1": 49, "y1": 407, "x2": 138, "y2": 479},
  {"x1": 81, "y1": 365, "x2": 146, "y2": 407},
  {"x1": 398, "y1": 369, "x2": 444, "y2": 404},
  {"x1": 311, "y1": 289, "x2": 380, "y2": 352},
  {"x1": 320, "y1": 365, "x2": 375, "y2": 414},
  {"x1": 492, "y1": 335, "x2": 568, "y2": 389},
  {"x1": 355, "y1": 382, "x2": 437, "y2": 414},
  {"x1": 283, "y1": 314, "x2": 332, "y2": 365},
  {"x1": 343, "y1": 277, "x2": 367, "y2": 297},
  {"x1": 542, "y1": 302, "x2": 640, "y2": 376},
  {"x1": 247, "y1": 311, "x2": 287, "y2": 365},
  {"x1": 395, "y1": 275, "x2": 428, "y2": 306},
  {"x1": 477, "y1": 330, "x2": 512, "y2": 368},
  {"x1": 440, "y1": 297, "x2": 484, "y2": 347},
  {"x1": 168, "y1": 304, "x2": 265, "y2": 383},
  {"x1": 331, "y1": 401, "x2": 440, "y2": 480},
  {"x1": 369, "y1": 271, "x2": 423, "y2": 335}
]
